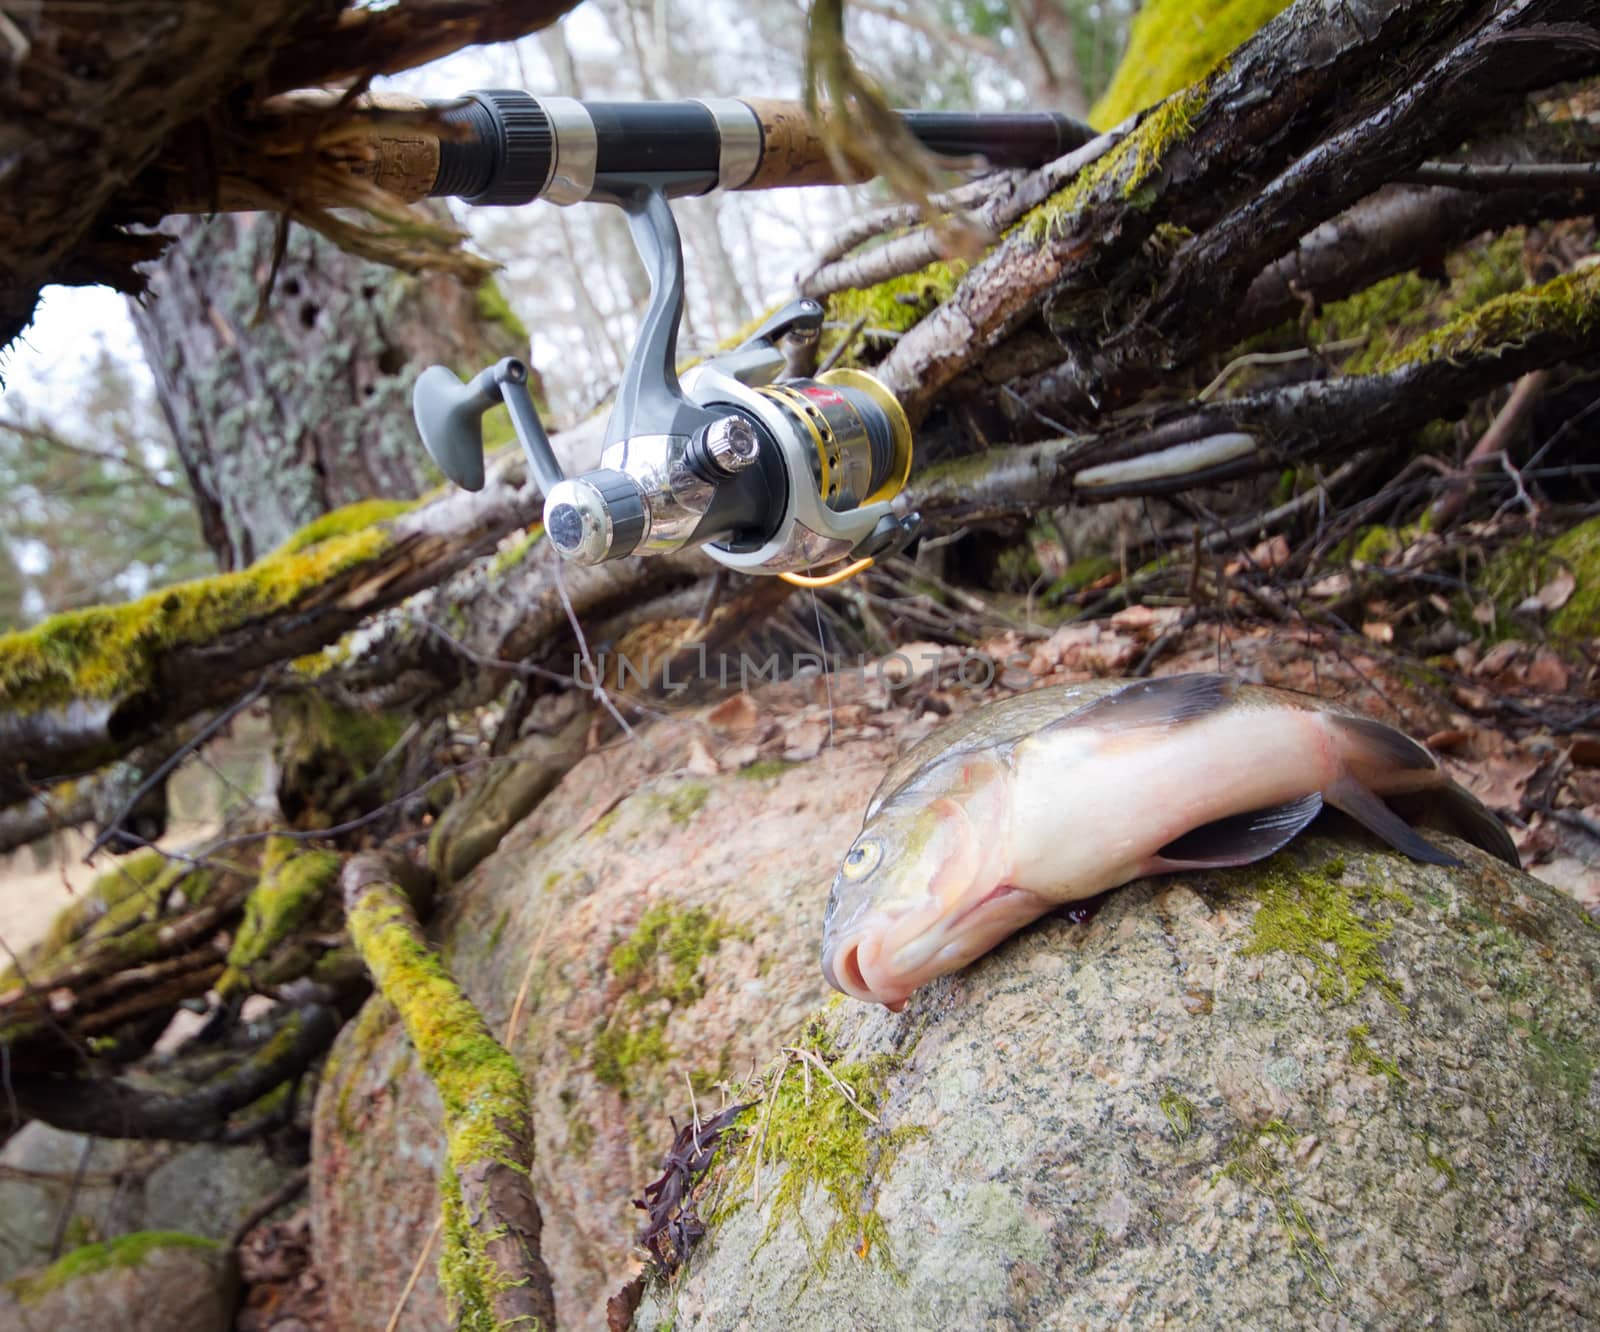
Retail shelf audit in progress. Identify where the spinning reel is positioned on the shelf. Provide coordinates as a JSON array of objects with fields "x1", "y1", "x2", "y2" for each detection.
[
  {"x1": 411, "y1": 109, "x2": 916, "y2": 581},
  {"x1": 410, "y1": 90, "x2": 1092, "y2": 580}
]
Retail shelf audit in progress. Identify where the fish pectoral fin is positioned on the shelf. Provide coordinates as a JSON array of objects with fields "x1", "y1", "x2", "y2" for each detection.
[
  {"x1": 1041, "y1": 673, "x2": 1234, "y2": 738},
  {"x1": 1147, "y1": 791, "x2": 1324, "y2": 870},
  {"x1": 1326, "y1": 775, "x2": 1463, "y2": 867}
]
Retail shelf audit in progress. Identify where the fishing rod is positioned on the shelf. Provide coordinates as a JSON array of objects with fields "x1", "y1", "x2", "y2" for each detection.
[{"x1": 408, "y1": 91, "x2": 1094, "y2": 583}]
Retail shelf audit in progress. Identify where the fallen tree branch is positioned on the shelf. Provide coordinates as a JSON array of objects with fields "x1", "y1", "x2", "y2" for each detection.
[
  {"x1": 343, "y1": 852, "x2": 557, "y2": 1331},
  {"x1": 0, "y1": 462, "x2": 542, "y2": 797},
  {"x1": 11, "y1": 1000, "x2": 340, "y2": 1140},
  {"x1": 905, "y1": 265, "x2": 1600, "y2": 522},
  {"x1": 262, "y1": 0, "x2": 582, "y2": 92},
  {"x1": 878, "y1": 0, "x2": 1600, "y2": 421}
]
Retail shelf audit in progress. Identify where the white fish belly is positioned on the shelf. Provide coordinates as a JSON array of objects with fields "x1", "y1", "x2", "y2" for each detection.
[{"x1": 1006, "y1": 707, "x2": 1339, "y2": 898}]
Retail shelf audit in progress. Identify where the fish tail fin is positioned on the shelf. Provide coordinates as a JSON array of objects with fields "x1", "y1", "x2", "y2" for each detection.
[
  {"x1": 1325, "y1": 713, "x2": 1439, "y2": 790},
  {"x1": 1389, "y1": 784, "x2": 1522, "y2": 870},
  {"x1": 1322, "y1": 713, "x2": 1519, "y2": 869}
]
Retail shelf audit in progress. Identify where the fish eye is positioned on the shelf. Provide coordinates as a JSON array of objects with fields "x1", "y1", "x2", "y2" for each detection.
[{"x1": 842, "y1": 838, "x2": 882, "y2": 880}]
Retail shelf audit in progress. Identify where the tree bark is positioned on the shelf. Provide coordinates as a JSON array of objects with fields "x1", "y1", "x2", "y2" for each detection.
[
  {"x1": 0, "y1": 0, "x2": 578, "y2": 358},
  {"x1": 130, "y1": 211, "x2": 527, "y2": 569}
]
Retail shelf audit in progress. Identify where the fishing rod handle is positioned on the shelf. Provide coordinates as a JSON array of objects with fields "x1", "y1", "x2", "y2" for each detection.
[
  {"x1": 429, "y1": 91, "x2": 1095, "y2": 204},
  {"x1": 172, "y1": 90, "x2": 1095, "y2": 211}
]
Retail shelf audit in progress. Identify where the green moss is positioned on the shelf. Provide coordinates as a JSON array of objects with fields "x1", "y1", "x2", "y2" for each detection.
[
  {"x1": 331, "y1": 996, "x2": 400, "y2": 1134},
  {"x1": 1550, "y1": 516, "x2": 1600, "y2": 639},
  {"x1": 2, "y1": 849, "x2": 171, "y2": 987},
  {"x1": 592, "y1": 904, "x2": 738, "y2": 1090},
  {"x1": 586, "y1": 806, "x2": 622, "y2": 841},
  {"x1": 737, "y1": 759, "x2": 797, "y2": 781},
  {"x1": 820, "y1": 260, "x2": 967, "y2": 363},
  {"x1": 728, "y1": 1027, "x2": 922, "y2": 1277},
  {"x1": 1350, "y1": 526, "x2": 1402, "y2": 566},
  {"x1": 488, "y1": 527, "x2": 544, "y2": 577},
  {"x1": 1238, "y1": 856, "x2": 1412, "y2": 1008},
  {"x1": 1046, "y1": 554, "x2": 1119, "y2": 601},
  {"x1": 1511, "y1": 1017, "x2": 1596, "y2": 1106},
  {"x1": 1023, "y1": 83, "x2": 1209, "y2": 245},
  {"x1": 1568, "y1": 1179, "x2": 1600, "y2": 1213},
  {"x1": 474, "y1": 279, "x2": 530, "y2": 345},
  {"x1": 1091, "y1": 0, "x2": 1292, "y2": 127},
  {"x1": 1376, "y1": 265, "x2": 1600, "y2": 375},
  {"x1": 1420, "y1": 1138, "x2": 1458, "y2": 1186},
  {"x1": 7, "y1": 1231, "x2": 220, "y2": 1304},
  {"x1": 610, "y1": 904, "x2": 731, "y2": 1001},
  {"x1": 219, "y1": 838, "x2": 341, "y2": 997},
  {"x1": 1215, "y1": 1119, "x2": 1335, "y2": 1294},
  {"x1": 1479, "y1": 515, "x2": 1600, "y2": 641},
  {"x1": 1346, "y1": 1023, "x2": 1404, "y2": 1089},
  {"x1": 1159, "y1": 1088, "x2": 1197, "y2": 1141},
  {"x1": 592, "y1": 1021, "x2": 673, "y2": 1089},
  {"x1": 662, "y1": 783, "x2": 708, "y2": 826},
  {"x1": 1307, "y1": 233, "x2": 1526, "y2": 376},
  {"x1": 347, "y1": 890, "x2": 535, "y2": 1327},
  {"x1": 272, "y1": 498, "x2": 415, "y2": 556},
  {"x1": 0, "y1": 516, "x2": 394, "y2": 713}
]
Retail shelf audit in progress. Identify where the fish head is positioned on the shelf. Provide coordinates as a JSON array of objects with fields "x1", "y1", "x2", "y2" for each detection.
[{"x1": 821, "y1": 755, "x2": 1047, "y2": 1010}]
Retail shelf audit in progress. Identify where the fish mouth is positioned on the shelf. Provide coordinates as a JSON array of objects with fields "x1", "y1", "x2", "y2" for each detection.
[{"x1": 821, "y1": 882, "x2": 1050, "y2": 1011}]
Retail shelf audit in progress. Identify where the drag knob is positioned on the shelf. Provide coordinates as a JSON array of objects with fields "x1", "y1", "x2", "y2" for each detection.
[{"x1": 701, "y1": 414, "x2": 761, "y2": 475}]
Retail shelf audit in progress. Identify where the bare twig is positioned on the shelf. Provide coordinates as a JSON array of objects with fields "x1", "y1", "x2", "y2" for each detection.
[
  {"x1": 1403, "y1": 160, "x2": 1600, "y2": 190},
  {"x1": 1428, "y1": 369, "x2": 1551, "y2": 527},
  {"x1": 227, "y1": 1165, "x2": 311, "y2": 1249},
  {"x1": 84, "y1": 677, "x2": 269, "y2": 862}
]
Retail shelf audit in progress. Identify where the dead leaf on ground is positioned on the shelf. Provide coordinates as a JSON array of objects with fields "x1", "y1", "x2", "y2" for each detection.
[
  {"x1": 1515, "y1": 570, "x2": 1576, "y2": 615},
  {"x1": 706, "y1": 693, "x2": 761, "y2": 737}
]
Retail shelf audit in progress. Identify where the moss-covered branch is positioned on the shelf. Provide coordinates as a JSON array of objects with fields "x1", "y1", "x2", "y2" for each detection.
[
  {"x1": 217, "y1": 838, "x2": 343, "y2": 1000},
  {"x1": 342, "y1": 853, "x2": 556, "y2": 1331},
  {"x1": 908, "y1": 265, "x2": 1600, "y2": 521},
  {"x1": 875, "y1": 0, "x2": 1600, "y2": 421},
  {"x1": 0, "y1": 478, "x2": 538, "y2": 801}
]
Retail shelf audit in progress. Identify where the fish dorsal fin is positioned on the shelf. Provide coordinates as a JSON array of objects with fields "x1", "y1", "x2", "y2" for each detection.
[
  {"x1": 1326, "y1": 776, "x2": 1462, "y2": 867},
  {"x1": 1041, "y1": 673, "x2": 1234, "y2": 738},
  {"x1": 865, "y1": 679, "x2": 1129, "y2": 817},
  {"x1": 1149, "y1": 792, "x2": 1324, "y2": 870}
]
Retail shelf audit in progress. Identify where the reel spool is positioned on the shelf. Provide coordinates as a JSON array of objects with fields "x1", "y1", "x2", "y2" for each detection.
[{"x1": 411, "y1": 93, "x2": 922, "y2": 584}]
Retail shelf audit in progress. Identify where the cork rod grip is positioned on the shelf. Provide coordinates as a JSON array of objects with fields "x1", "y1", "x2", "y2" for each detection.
[
  {"x1": 160, "y1": 92, "x2": 441, "y2": 214},
  {"x1": 737, "y1": 99, "x2": 874, "y2": 191}
]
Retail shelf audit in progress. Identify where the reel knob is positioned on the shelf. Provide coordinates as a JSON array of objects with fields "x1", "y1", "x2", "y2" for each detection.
[{"x1": 543, "y1": 470, "x2": 648, "y2": 565}]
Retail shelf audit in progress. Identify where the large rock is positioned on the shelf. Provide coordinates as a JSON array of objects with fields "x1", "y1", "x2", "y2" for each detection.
[
  {"x1": 637, "y1": 836, "x2": 1600, "y2": 1329},
  {"x1": 0, "y1": 1123, "x2": 296, "y2": 1282},
  {"x1": 312, "y1": 666, "x2": 1600, "y2": 1330},
  {"x1": 312, "y1": 688, "x2": 903, "y2": 1328},
  {"x1": 0, "y1": 1231, "x2": 236, "y2": 1331}
]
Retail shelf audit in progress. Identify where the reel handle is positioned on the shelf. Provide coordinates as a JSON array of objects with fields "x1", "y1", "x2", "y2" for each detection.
[{"x1": 412, "y1": 357, "x2": 565, "y2": 495}]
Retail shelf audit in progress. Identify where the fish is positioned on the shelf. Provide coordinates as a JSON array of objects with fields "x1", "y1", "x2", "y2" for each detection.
[{"x1": 820, "y1": 673, "x2": 1519, "y2": 1010}]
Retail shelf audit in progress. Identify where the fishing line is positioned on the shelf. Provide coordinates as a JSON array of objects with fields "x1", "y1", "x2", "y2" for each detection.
[{"x1": 806, "y1": 575, "x2": 837, "y2": 753}]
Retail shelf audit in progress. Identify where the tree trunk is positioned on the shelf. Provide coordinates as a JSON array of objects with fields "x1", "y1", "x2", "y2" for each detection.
[{"x1": 128, "y1": 211, "x2": 529, "y2": 568}]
